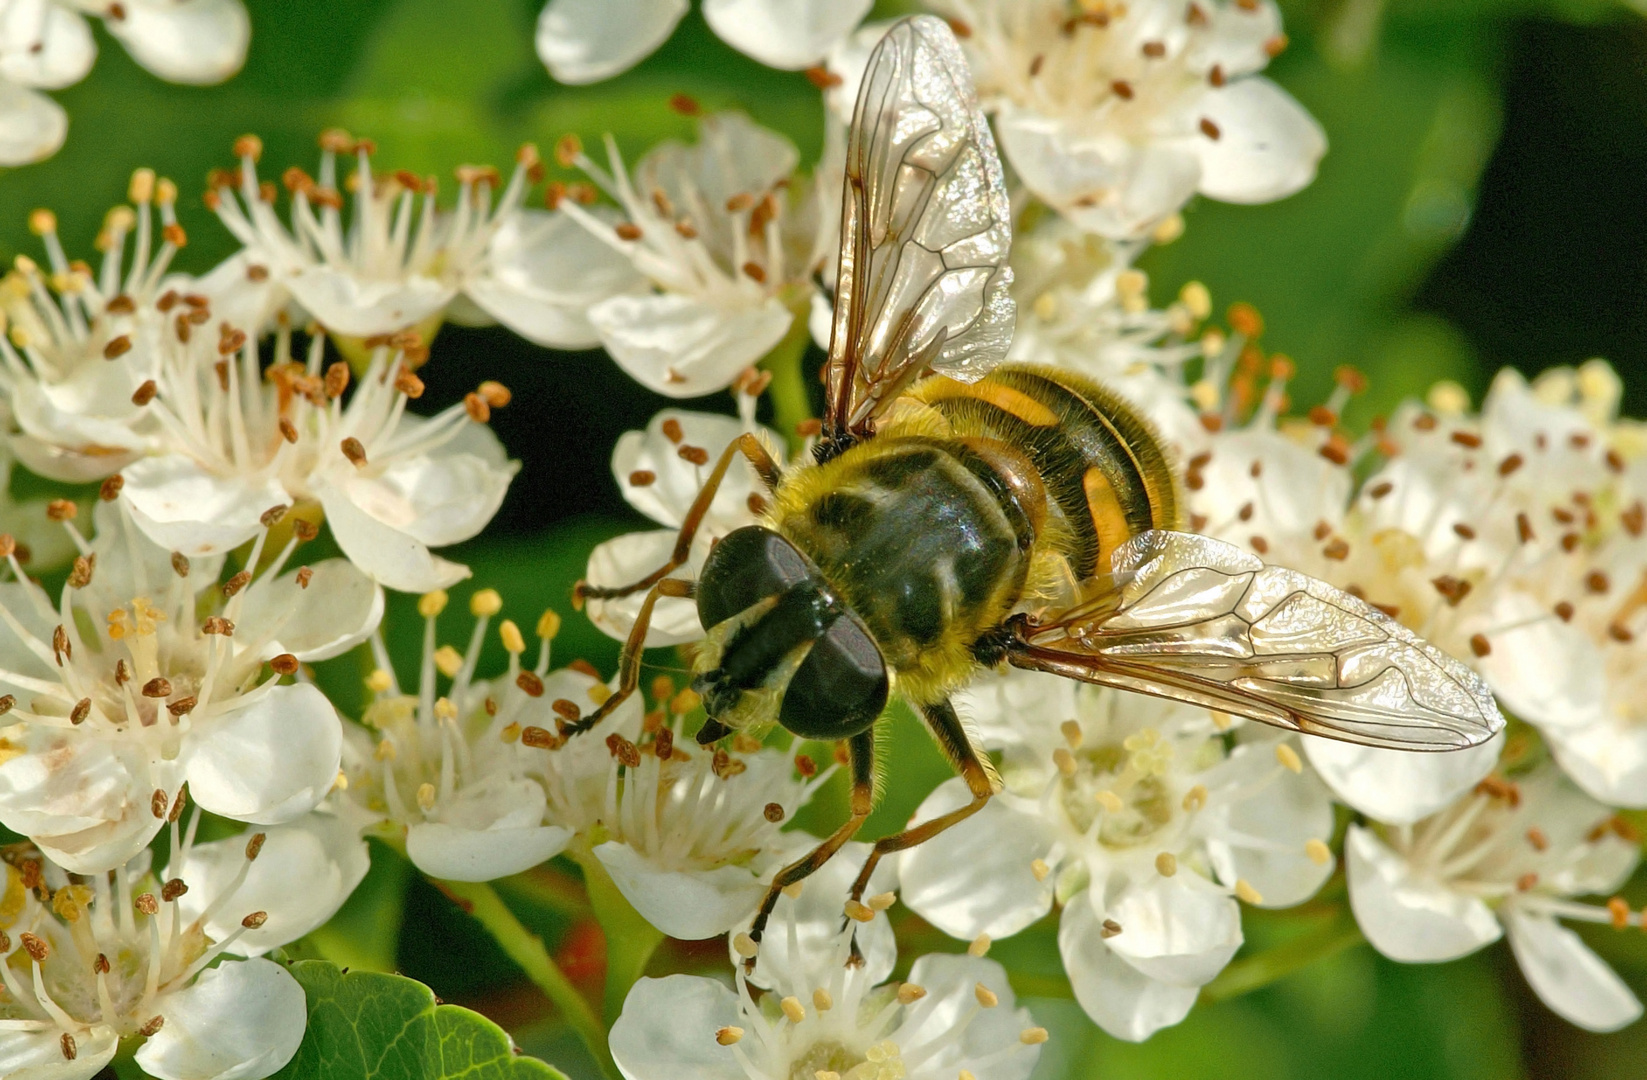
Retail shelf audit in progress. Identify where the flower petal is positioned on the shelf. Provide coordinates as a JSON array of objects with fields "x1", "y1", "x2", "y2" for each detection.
[
  {"x1": 1103, "y1": 875, "x2": 1243, "y2": 988},
  {"x1": 286, "y1": 266, "x2": 455, "y2": 338},
  {"x1": 0, "y1": 1025, "x2": 116, "y2": 1080},
  {"x1": 702, "y1": 0, "x2": 871, "y2": 69},
  {"x1": 183, "y1": 683, "x2": 341, "y2": 824},
  {"x1": 235, "y1": 558, "x2": 384, "y2": 662},
  {"x1": 0, "y1": 735, "x2": 173, "y2": 873},
  {"x1": 1304, "y1": 733, "x2": 1499, "y2": 825},
  {"x1": 408, "y1": 818, "x2": 574, "y2": 883},
  {"x1": 121, "y1": 454, "x2": 287, "y2": 557},
  {"x1": 0, "y1": 80, "x2": 66, "y2": 166},
  {"x1": 106, "y1": 0, "x2": 250, "y2": 84},
  {"x1": 897, "y1": 779, "x2": 1056, "y2": 940},
  {"x1": 896, "y1": 954, "x2": 1041, "y2": 1080},
  {"x1": 613, "y1": 409, "x2": 777, "y2": 531},
  {"x1": 584, "y1": 530, "x2": 708, "y2": 646},
  {"x1": 1503, "y1": 909, "x2": 1643, "y2": 1033},
  {"x1": 595, "y1": 839, "x2": 768, "y2": 940},
  {"x1": 342, "y1": 432, "x2": 516, "y2": 549},
  {"x1": 535, "y1": 0, "x2": 688, "y2": 84},
  {"x1": 1203, "y1": 739, "x2": 1336, "y2": 908},
  {"x1": 465, "y1": 208, "x2": 645, "y2": 347},
  {"x1": 0, "y1": 2, "x2": 95, "y2": 89},
  {"x1": 742, "y1": 839, "x2": 897, "y2": 989},
  {"x1": 609, "y1": 974, "x2": 746, "y2": 1080},
  {"x1": 134, "y1": 958, "x2": 307, "y2": 1080},
  {"x1": 1060, "y1": 898, "x2": 1199, "y2": 1042},
  {"x1": 1542, "y1": 717, "x2": 1647, "y2": 810},
  {"x1": 316, "y1": 479, "x2": 471, "y2": 593},
  {"x1": 1345, "y1": 824, "x2": 1500, "y2": 963},
  {"x1": 176, "y1": 806, "x2": 372, "y2": 955},
  {"x1": 1192, "y1": 77, "x2": 1327, "y2": 204},
  {"x1": 589, "y1": 292, "x2": 793, "y2": 398}
]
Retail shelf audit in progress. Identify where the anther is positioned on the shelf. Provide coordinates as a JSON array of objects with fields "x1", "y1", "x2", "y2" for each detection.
[
  {"x1": 1469, "y1": 634, "x2": 1491, "y2": 657},
  {"x1": 1516, "y1": 872, "x2": 1539, "y2": 892},
  {"x1": 1095, "y1": 790, "x2": 1123, "y2": 813},
  {"x1": 763, "y1": 802, "x2": 785, "y2": 823},
  {"x1": 341, "y1": 437, "x2": 368, "y2": 466},
  {"x1": 867, "y1": 892, "x2": 897, "y2": 913},
  {"x1": 780, "y1": 996, "x2": 805, "y2": 1023},
  {"x1": 167, "y1": 696, "x2": 197, "y2": 717},
  {"x1": 243, "y1": 910, "x2": 268, "y2": 929},
  {"x1": 1274, "y1": 743, "x2": 1303, "y2": 773},
  {"x1": 813, "y1": 988, "x2": 833, "y2": 1012},
  {"x1": 844, "y1": 900, "x2": 874, "y2": 922},
  {"x1": 1305, "y1": 839, "x2": 1332, "y2": 866},
  {"x1": 974, "y1": 983, "x2": 999, "y2": 1008},
  {"x1": 1234, "y1": 879, "x2": 1264, "y2": 905},
  {"x1": 1052, "y1": 747, "x2": 1077, "y2": 776},
  {"x1": 732, "y1": 933, "x2": 758, "y2": 958},
  {"x1": 715, "y1": 1026, "x2": 744, "y2": 1046},
  {"x1": 70, "y1": 698, "x2": 91, "y2": 724},
  {"x1": 1526, "y1": 827, "x2": 1548, "y2": 852},
  {"x1": 1021, "y1": 1028, "x2": 1050, "y2": 1045},
  {"x1": 1199, "y1": 117, "x2": 1221, "y2": 140},
  {"x1": 140, "y1": 1015, "x2": 165, "y2": 1037},
  {"x1": 271, "y1": 654, "x2": 300, "y2": 675},
  {"x1": 20, "y1": 933, "x2": 47, "y2": 961},
  {"x1": 152, "y1": 789, "x2": 168, "y2": 818},
  {"x1": 897, "y1": 983, "x2": 927, "y2": 1004},
  {"x1": 628, "y1": 470, "x2": 656, "y2": 487},
  {"x1": 136, "y1": 893, "x2": 159, "y2": 915},
  {"x1": 1060, "y1": 719, "x2": 1083, "y2": 748},
  {"x1": 521, "y1": 726, "x2": 557, "y2": 749},
  {"x1": 60, "y1": 1033, "x2": 75, "y2": 1061},
  {"x1": 1111, "y1": 79, "x2": 1134, "y2": 99},
  {"x1": 1155, "y1": 852, "x2": 1178, "y2": 877},
  {"x1": 223, "y1": 570, "x2": 251, "y2": 597},
  {"x1": 46, "y1": 499, "x2": 76, "y2": 522},
  {"x1": 417, "y1": 782, "x2": 437, "y2": 811}
]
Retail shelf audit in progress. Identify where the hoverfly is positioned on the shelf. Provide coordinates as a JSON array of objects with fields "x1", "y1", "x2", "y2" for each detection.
[{"x1": 572, "y1": 15, "x2": 1503, "y2": 954}]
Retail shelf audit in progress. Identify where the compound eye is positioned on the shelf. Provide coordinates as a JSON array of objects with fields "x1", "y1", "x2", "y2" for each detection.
[
  {"x1": 697, "y1": 526, "x2": 815, "y2": 630},
  {"x1": 780, "y1": 611, "x2": 888, "y2": 741}
]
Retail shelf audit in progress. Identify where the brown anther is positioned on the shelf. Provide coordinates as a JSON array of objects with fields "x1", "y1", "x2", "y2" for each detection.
[
  {"x1": 1498, "y1": 453, "x2": 1524, "y2": 477},
  {"x1": 1250, "y1": 535, "x2": 1269, "y2": 555},
  {"x1": 21, "y1": 933, "x2": 47, "y2": 961},
  {"x1": 1318, "y1": 435, "x2": 1351, "y2": 466},
  {"x1": 1571, "y1": 432, "x2": 1592, "y2": 449},
  {"x1": 614, "y1": 223, "x2": 643, "y2": 241},
  {"x1": 1199, "y1": 117, "x2": 1221, "y2": 140},
  {"x1": 1469, "y1": 633, "x2": 1491, "y2": 657},
  {"x1": 741, "y1": 260, "x2": 767, "y2": 283},
  {"x1": 1110, "y1": 79, "x2": 1134, "y2": 99},
  {"x1": 725, "y1": 192, "x2": 755, "y2": 213},
  {"x1": 1609, "y1": 623, "x2": 1635, "y2": 643},
  {"x1": 516, "y1": 671, "x2": 545, "y2": 697},
  {"x1": 106, "y1": 294, "x2": 136, "y2": 315},
  {"x1": 667, "y1": 92, "x2": 701, "y2": 115},
  {"x1": 1264, "y1": 33, "x2": 1289, "y2": 56},
  {"x1": 747, "y1": 493, "x2": 767, "y2": 515},
  {"x1": 660, "y1": 417, "x2": 684, "y2": 444},
  {"x1": 464, "y1": 393, "x2": 491, "y2": 423},
  {"x1": 101, "y1": 333, "x2": 133, "y2": 360},
  {"x1": 94, "y1": 953, "x2": 110, "y2": 975},
  {"x1": 271, "y1": 654, "x2": 299, "y2": 676},
  {"x1": 1605, "y1": 447, "x2": 1626, "y2": 473},
  {"x1": 1450, "y1": 431, "x2": 1483, "y2": 449},
  {"x1": 1475, "y1": 776, "x2": 1521, "y2": 805},
  {"x1": 247, "y1": 264, "x2": 269, "y2": 282},
  {"x1": 224, "y1": 570, "x2": 252, "y2": 597},
  {"x1": 1517, "y1": 512, "x2": 1535, "y2": 544},
  {"x1": 132, "y1": 378, "x2": 158, "y2": 405},
  {"x1": 1308, "y1": 405, "x2": 1337, "y2": 427},
  {"x1": 167, "y1": 696, "x2": 197, "y2": 717},
  {"x1": 1142, "y1": 40, "x2": 1166, "y2": 58},
  {"x1": 628, "y1": 470, "x2": 657, "y2": 488},
  {"x1": 795, "y1": 754, "x2": 817, "y2": 777},
  {"x1": 1553, "y1": 506, "x2": 1576, "y2": 525},
  {"x1": 67, "y1": 554, "x2": 95, "y2": 589},
  {"x1": 1322, "y1": 538, "x2": 1350, "y2": 561},
  {"x1": 60, "y1": 1033, "x2": 75, "y2": 1061},
  {"x1": 521, "y1": 726, "x2": 560, "y2": 750},
  {"x1": 1208, "y1": 63, "x2": 1226, "y2": 87},
  {"x1": 394, "y1": 368, "x2": 425, "y2": 399},
  {"x1": 0, "y1": 695, "x2": 12, "y2": 714},
  {"x1": 204, "y1": 615, "x2": 235, "y2": 636},
  {"x1": 46, "y1": 499, "x2": 76, "y2": 522},
  {"x1": 804, "y1": 66, "x2": 843, "y2": 89},
  {"x1": 99, "y1": 474, "x2": 125, "y2": 502},
  {"x1": 1526, "y1": 827, "x2": 1548, "y2": 851},
  {"x1": 1453, "y1": 523, "x2": 1477, "y2": 540},
  {"x1": 678, "y1": 444, "x2": 711, "y2": 466},
  {"x1": 294, "y1": 522, "x2": 319, "y2": 544},
  {"x1": 161, "y1": 878, "x2": 188, "y2": 902},
  {"x1": 1515, "y1": 872, "x2": 1538, "y2": 892},
  {"x1": 70, "y1": 697, "x2": 91, "y2": 724},
  {"x1": 324, "y1": 361, "x2": 350, "y2": 399},
  {"x1": 135, "y1": 893, "x2": 159, "y2": 915},
  {"x1": 1555, "y1": 600, "x2": 1575, "y2": 622},
  {"x1": 570, "y1": 658, "x2": 601, "y2": 679},
  {"x1": 551, "y1": 698, "x2": 581, "y2": 722},
  {"x1": 140, "y1": 1016, "x2": 165, "y2": 1037},
  {"x1": 114, "y1": 661, "x2": 130, "y2": 686},
  {"x1": 1431, "y1": 575, "x2": 1472, "y2": 606},
  {"x1": 1100, "y1": 919, "x2": 1123, "y2": 939},
  {"x1": 152, "y1": 789, "x2": 168, "y2": 818},
  {"x1": 1561, "y1": 532, "x2": 1581, "y2": 553},
  {"x1": 260, "y1": 504, "x2": 289, "y2": 529},
  {"x1": 477, "y1": 381, "x2": 511, "y2": 408},
  {"x1": 1587, "y1": 570, "x2": 1611, "y2": 594},
  {"x1": 52, "y1": 624, "x2": 70, "y2": 665},
  {"x1": 764, "y1": 802, "x2": 785, "y2": 823},
  {"x1": 242, "y1": 910, "x2": 269, "y2": 929},
  {"x1": 341, "y1": 437, "x2": 368, "y2": 466},
  {"x1": 1413, "y1": 413, "x2": 1439, "y2": 432}
]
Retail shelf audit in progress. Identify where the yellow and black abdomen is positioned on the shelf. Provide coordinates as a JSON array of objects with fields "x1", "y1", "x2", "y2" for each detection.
[{"x1": 907, "y1": 364, "x2": 1180, "y2": 581}]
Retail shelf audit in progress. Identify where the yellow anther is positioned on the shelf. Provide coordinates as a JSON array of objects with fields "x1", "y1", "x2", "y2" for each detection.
[
  {"x1": 129, "y1": 168, "x2": 156, "y2": 203},
  {"x1": 1274, "y1": 743, "x2": 1303, "y2": 774},
  {"x1": 418, "y1": 590, "x2": 448, "y2": 618},
  {"x1": 1151, "y1": 212, "x2": 1185, "y2": 244},
  {"x1": 588, "y1": 683, "x2": 613, "y2": 705},
  {"x1": 1179, "y1": 280, "x2": 1212, "y2": 320},
  {"x1": 781, "y1": 882, "x2": 804, "y2": 899},
  {"x1": 1032, "y1": 293, "x2": 1058, "y2": 321},
  {"x1": 1020, "y1": 1027, "x2": 1050, "y2": 1045},
  {"x1": 433, "y1": 645, "x2": 463, "y2": 678},
  {"x1": 960, "y1": 1072, "x2": 976, "y2": 1080},
  {"x1": 813, "y1": 988, "x2": 833, "y2": 1012},
  {"x1": 536, "y1": 609, "x2": 562, "y2": 639},
  {"x1": 470, "y1": 589, "x2": 502, "y2": 617},
  {"x1": 780, "y1": 996, "x2": 805, "y2": 1023},
  {"x1": 844, "y1": 900, "x2": 874, "y2": 923},
  {"x1": 1031, "y1": 858, "x2": 1051, "y2": 882},
  {"x1": 1095, "y1": 790, "x2": 1123, "y2": 813},
  {"x1": 374, "y1": 738, "x2": 396, "y2": 761},
  {"x1": 499, "y1": 619, "x2": 525, "y2": 654},
  {"x1": 868, "y1": 891, "x2": 897, "y2": 912},
  {"x1": 27, "y1": 209, "x2": 56, "y2": 236},
  {"x1": 1060, "y1": 719, "x2": 1083, "y2": 749},
  {"x1": 433, "y1": 697, "x2": 458, "y2": 720},
  {"x1": 333, "y1": 770, "x2": 348, "y2": 791},
  {"x1": 500, "y1": 722, "x2": 521, "y2": 743},
  {"x1": 1181, "y1": 784, "x2": 1208, "y2": 812},
  {"x1": 1234, "y1": 879, "x2": 1264, "y2": 905},
  {"x1": 1305, "y1": 839, "x2": 1333, "y2": 866},
  {"x1": 865, "y1": 1041, "x2": 898, "y2": 1063},
  {"x1": 1052, "y1": 747, "x2": 1077, "y2": 776},
  {"x1": 156, "y1": 178, "x2": 177, "y2": 205},
  {"x1": 974, "y1": 983, "x2": 999, "y2": 1008},
  {"x1": 715, "y1": 1026, "x2": 743, "y2": 1046},
  {"x1": 1209, "y1": 710, "x2": 1232, "y2": 731},
  {"x1": 365, "y1": 669, "x2": 393, "y2": 693},
  {"x1": 1155, "y1": 852, "x2": 1178, "y2": 877},
  {"x1": 670, "y1": 687, "x2": 701, "y2": 715},
  {"x1": 732, "y1": 933, "x2": 758, "y2": 958},
  {"x1": 896, "y1": 983, "x2": 926, "y2": 1004},
  {"x1": 1426, "y1": 381, "x2": 1470, "y2": 416},
  {"x1": 416, "y1": 782, "x2": 436, "y2": 810},
  {"x1": 968, "y1": 934, "x2": 991, "y2": 957}
]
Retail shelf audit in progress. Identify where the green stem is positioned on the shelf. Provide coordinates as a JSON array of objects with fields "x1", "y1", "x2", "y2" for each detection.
[
  {"x1": 1198, "y1": 913, "x2": 1366, "y2": 1005},
  {"x1": 568, "y1": 844, "x2": 667, "y2": 1027},
  {"x1": 439, "y1": 879, "x2": 617, "y2": 1080},
  {"x1": 759, "y1": 306, "x2": 816, "y2": 457}
]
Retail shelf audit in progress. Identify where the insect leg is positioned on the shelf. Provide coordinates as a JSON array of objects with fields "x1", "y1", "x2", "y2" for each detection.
[
  {"x1": 742, "y1": 727, "x2": 876, "y2": 971},
  {"x1": 845, "y1": 698, "x2": 994, "y2": 906},
  {"x1": 556, "y1": 577, "x2": 694, "y2": 740},
  {"x1": 575, "y1": 433, "x2": 780, "y2": 604}
]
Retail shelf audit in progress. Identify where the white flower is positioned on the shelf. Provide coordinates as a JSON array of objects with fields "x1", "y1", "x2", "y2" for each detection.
[
  {"x1": 551, "y1": 113, "x2": 832, "y2": 397},
  {"x1": 584, "y1": 392, "x2": 784, "y2": 646},
  {"x1": 610, "y1": 852, "x2": 1042, "y2": 1080},
  {"x1": 590, "y1": 712, "x2": 830, "y2": 940},
  {"x1": 341, "y1": 587, "x2": 635, "y2": 883},
  {"x1": 204, "y1": 132, "x2": 640, "y2": 345},
  {"x1": 0, "y1": 175, "x2": 186, "y2": 484},
  {"x1": 898, "y1": 669, "x2": 1335, "y2": 1041},
  {"x1": 1347, "y1": 766, "x2": 1643, "y2": 1033},
  {"x1": 898, "y1": 0, "x2": 1324, "y2": 238},
  {"x1": 535, "y1": 0, "x2": 871, "y2": 84},
  {"x1": 0, "y1": 838, "x2": 307, "y2": 1080},
  {"x1": 0, "y1": 0, "x2": 248, "y2": 165},
  {"x1": 0, "y1": 501, "x2": 377, "y2": 873}
]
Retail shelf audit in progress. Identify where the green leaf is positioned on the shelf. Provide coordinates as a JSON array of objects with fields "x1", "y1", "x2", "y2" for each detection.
[{"x1": 270, "y1": 959, "x2": 568, "y2": 1080}]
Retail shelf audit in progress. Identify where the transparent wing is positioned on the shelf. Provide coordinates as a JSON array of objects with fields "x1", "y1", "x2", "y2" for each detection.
[
  {"x1": 1013, "y1": 531, "x2": 1505, "y2": 751},
  {"x1": 824, "y1": 15, "x2": 1015, "y2": 442}
]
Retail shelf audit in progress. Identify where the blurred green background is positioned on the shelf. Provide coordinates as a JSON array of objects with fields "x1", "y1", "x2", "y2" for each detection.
[{"x1": 5, "y1": 0, "x2": 1647, "y2": 1077}]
